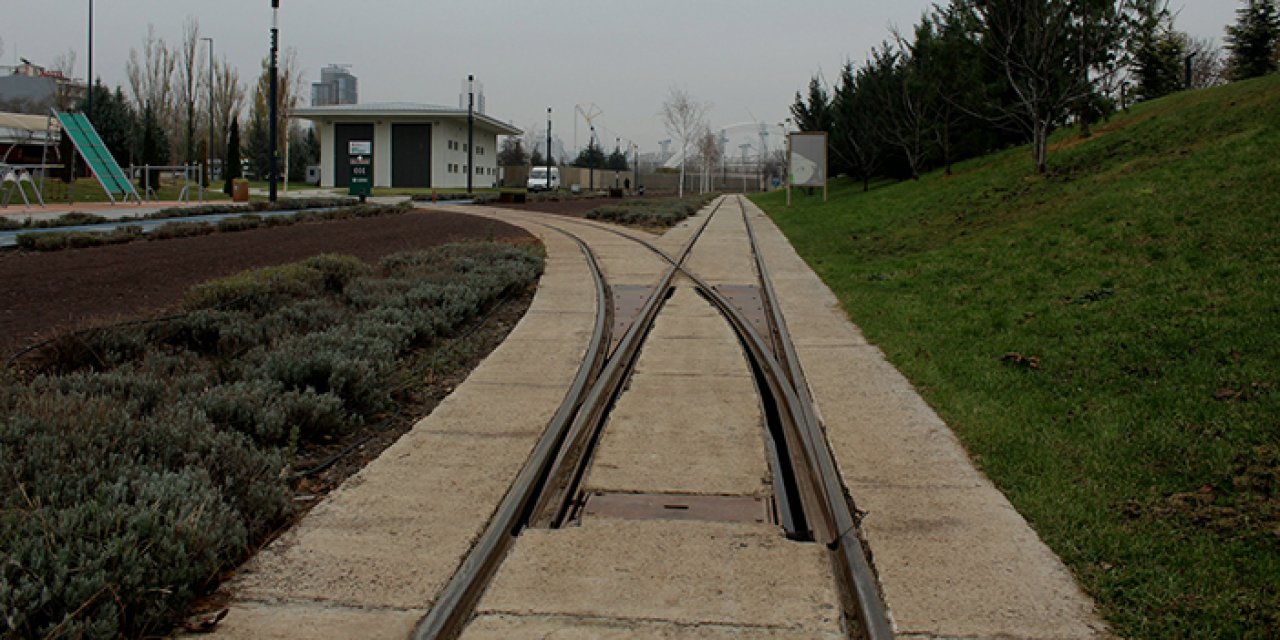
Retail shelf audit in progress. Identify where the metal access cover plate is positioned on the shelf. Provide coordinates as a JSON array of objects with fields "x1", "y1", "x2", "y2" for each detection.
[
  {"x1": 581, "y1": 492, "x2": 771, "y2": 525},
  {"x1": 713, "y1": 284, "x2": 773, "y2": 348},
  {"x1": 610, "y1": 285, "x2": 656, "y2": 356}
]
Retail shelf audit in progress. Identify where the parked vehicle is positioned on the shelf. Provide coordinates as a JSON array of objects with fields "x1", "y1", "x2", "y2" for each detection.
[{"x1": 526, "y1": 166, "x2": 560, "y2": 192}]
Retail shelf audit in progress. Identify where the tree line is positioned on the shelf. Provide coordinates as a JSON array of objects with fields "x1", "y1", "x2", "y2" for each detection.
[
  {"x1": 791, "y1": 0, "x2": 1280, "y2": 183},
  {"x1": 47, "y1": 18, "x2": 319, "y2": 192}
]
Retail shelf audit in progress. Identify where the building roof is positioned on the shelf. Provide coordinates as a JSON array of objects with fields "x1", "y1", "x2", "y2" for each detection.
[
  {"x1": 293, "y1": 102, "x2": 522, "y2": 135},
  {"x1": 0, "y1": 111, "x2": 60, "y2": 147}
]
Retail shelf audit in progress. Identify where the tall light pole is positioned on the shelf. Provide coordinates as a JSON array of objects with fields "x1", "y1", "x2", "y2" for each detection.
[
  {"x1": 588, "y1": 125, "x2": 596, "y2": 192},
  {"x1": 466, "y1": 74, "x2": 474, "y2": 194},
  {"x1": 614, "y1": 136, "x2": 620, "y2": 188},
  {"x1": 633, "y1": 142, "x2": 640, "y2": 195},
  {"x1": 201, "y1": 37, "x2": 213, "y2": 190},
  {"x1": 268, "y1": 0, "x2": 280, "y2": 203},
  {"x1": 86, "y1": 0, "x2": 93, "y2": 121},
  {"x1": 546, "y1": 107, "x2": 552, "y2": 191}
]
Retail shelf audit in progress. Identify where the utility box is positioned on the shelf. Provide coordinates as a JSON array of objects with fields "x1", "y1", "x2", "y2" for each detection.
[{"x1": 348, "y1": 140, "x2": 372, "y2": 201}]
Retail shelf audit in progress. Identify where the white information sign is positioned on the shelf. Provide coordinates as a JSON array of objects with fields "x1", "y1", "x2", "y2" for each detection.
[{"x1": 787, "y1": 132, "x2": 828, "y2": 204}]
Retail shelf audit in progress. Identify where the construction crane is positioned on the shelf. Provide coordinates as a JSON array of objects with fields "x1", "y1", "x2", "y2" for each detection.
[{"x1": 574, "y1": 103, "x2": 603, "y2": 157}]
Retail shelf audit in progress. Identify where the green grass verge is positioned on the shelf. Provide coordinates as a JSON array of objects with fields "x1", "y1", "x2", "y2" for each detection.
[
  {"x1": 35, "y1": 177, "x2": 232, "y2": 205},
  {"x1": 753, "y1": 75, "x2": 1280, "y2": 638}
]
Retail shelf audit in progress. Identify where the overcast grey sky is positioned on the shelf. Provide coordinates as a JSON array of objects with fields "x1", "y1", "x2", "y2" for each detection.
[{"x1": 2, "y1": 1, "x2": 1241, "y2": 154}]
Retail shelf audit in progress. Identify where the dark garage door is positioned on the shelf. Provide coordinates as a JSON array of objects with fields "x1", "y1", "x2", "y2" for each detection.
[
  {"x1": 333, "y1": 123, "x2": 374, "y2": 188},
  {"x1": 392, "y1": 124, "x2": 432, "y2": 188}
]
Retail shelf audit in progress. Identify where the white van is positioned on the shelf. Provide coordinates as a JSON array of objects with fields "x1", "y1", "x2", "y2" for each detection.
[{"x1": 527, "y1": 166, "x2": 561, "y2": 192}]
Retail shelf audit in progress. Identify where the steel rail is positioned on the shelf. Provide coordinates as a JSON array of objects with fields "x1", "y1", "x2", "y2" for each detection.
[
  {"x1": 737, "y1": 195, "x2": 894, "y2": 640},
  {"x1": 544, "y1": 196, "x2": 893, "y2": 639},
  {"x1": 546, "y1": 205, "x2": 821, "y2": 540},
  {"x1": 414, "y1": 198, "x2": 725, "y2": 640},
  {"x1": 412, "y1": 224, "x2": 610, "y2": 640},
  {"x1": 528, "y1": 197, "x2": 726, "y2": 528}
]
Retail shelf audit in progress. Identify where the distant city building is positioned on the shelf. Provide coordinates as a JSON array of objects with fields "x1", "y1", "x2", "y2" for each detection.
[{"x1": 310, "y1": 65, "x2": 358, "y2": 107}]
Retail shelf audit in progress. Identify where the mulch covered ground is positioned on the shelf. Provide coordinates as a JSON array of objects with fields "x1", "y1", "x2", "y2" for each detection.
[
  {"x1": 480, "y1": 197, "x2": 608, "y2": 217},
  {"x1": 0, "y1": 208, "x2": 532, "y2": 358}
]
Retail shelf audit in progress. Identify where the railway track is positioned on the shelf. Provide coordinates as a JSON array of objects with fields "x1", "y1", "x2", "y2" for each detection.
[{"x1": 414, "y1": 195, "x2": 892, "y2": 639}]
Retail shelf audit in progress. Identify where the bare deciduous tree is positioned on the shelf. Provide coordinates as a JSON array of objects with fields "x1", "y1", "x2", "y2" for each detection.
[
  {"x1": 661, "y1": 86, "x2": 708, "y2": 197},
  {"x1": 1188, "y1": 37, "x2": 1229, "y2": 89},
  {"x1": 965, "y1": 0, "x2": 1129, "y2": 173},
  {"x1": 127, "y1": 25, "x2": 178, "y2": 156},
  {"x1": 209, "y1": 57, "x2": 246, "y2": 164},
  {"x1": 177, "y1": 18, "x2": 202, "y2": 164},
  {"x1": 695, "y1": 127, "x2": 721, "y2": 194},
  {"x1": 51, "y1": 50, "x2": 78, "y2": 79},
  {"x1": 248, "y1": 48, "x2": 305, "y2": 178}
]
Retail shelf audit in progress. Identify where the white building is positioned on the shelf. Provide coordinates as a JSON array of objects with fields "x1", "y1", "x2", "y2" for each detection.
[{"x1": 293, "y1": 102, "x2": 521, "y2": 190}]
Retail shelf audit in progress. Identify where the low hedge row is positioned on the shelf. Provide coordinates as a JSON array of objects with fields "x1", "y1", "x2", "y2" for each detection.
[
  {"x1": 0, "y1": 242, "x2": 543, "y2": 638},
  {"x1": 13, "y1": 225, "x2": 143, "y2": 251},
  {"x1": 585, "y1": 193, "x2": 719, "y2": 227},
  {"x1": 12, "y1": 202, "x2": 414, "y2": 253},
  {"x1": 0, "y1": 198, "x2": 363, "y2": 233}
]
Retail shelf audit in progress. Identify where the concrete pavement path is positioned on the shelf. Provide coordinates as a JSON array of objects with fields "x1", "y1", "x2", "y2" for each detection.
[{"x1": 208, "y1": 198, "x2": 1110, "y2": 639}]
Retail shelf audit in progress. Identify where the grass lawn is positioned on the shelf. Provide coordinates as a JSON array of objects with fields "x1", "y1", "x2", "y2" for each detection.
[
  {"x1": 754, "y1": 75, "x2": 1279, "y2": 638},
  {"x1": 36, "y1": 177, "x2": 231, "y2": 204}
]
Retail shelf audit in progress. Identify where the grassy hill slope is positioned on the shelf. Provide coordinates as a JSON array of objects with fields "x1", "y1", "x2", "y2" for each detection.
[{"x1": 754, "y1": 75, "x2": 1279, "y2": 638}]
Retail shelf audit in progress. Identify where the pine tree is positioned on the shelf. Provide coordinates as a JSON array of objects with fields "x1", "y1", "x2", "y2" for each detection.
[
  {"x1": 224, "y1": 117, "x2": 242, "y2": 195},
  {"x1": 77, "y1": 82, "x2": 137, "y2": 166},
  {"x1": 790, "y1": 76, "x2": 834, "y2": 133},
  {"x1": 138, "y1": 101, "x2": 170, "y2": 191},
  {"x1": 1226, "y1": 0, "x2": 1280, "y2": 80},
  {"x1": 606, "y1": 147, "x2": 629, "y2": 171}
]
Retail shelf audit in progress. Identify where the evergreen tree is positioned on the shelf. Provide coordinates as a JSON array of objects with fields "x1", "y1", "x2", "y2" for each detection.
[
  {"x1": 77, "y1": 82, "x2": 137, "y2": 166},
  {"x1": 572, "y1": 141, "x2": 606, "y2": 169},
  {"x1": 606, "y1": 147, "x2": 630, "y2": 171},
  {"x1": 286, "y1": 124, "x2": 312, "y2": 182},
  {"x1": 245, "y1": 111, "x2": 270, "y2": 180},
  {"x1": 830, "y1": 62, "x2": 882, "y2": 191},
  {"x1": 224, "y1": 117, "x2": 242, "y2": 195},
  {"x1": 1226, "y1": 0, "x2": 1280, "y2": 80},
  {"x1": 1135, "y1": 32, "x2": 1189, "y2": 100},
  {"x1": 1129, "y1": 0, "x2": 1187, "y2": 100},
  {"x1": 790, "y1": 75, "x2": 834, "y2": 132},
  {"x1": 138, "y1": 101, "x2": 170, "y2": 191},
  {"x1": 497, "y1": 137, "x2": 528, "y2": 166}
]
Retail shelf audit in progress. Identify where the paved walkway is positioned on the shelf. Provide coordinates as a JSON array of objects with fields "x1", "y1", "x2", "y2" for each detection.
[{"x1": 206, "y1": 198, "x2": 1110, "y2": 639}]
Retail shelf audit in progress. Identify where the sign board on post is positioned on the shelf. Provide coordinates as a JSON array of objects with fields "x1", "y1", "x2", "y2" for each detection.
[
  {"x1": 787, "y1": 132, "x2": 828, "y2": 205},
  {"x1": 348, "y1": 140, "x2": 372, "y2": 201}
]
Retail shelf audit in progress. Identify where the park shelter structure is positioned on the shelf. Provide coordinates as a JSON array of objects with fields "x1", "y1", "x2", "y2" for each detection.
[
  {"x1": 293, "y1": 102, "x2": 521, "y2": 190},
  {"x1": 0, "y1": 112, "x2": 60, "y2": 165}
]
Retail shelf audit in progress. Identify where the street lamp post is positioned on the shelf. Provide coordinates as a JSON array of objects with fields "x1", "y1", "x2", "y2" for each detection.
[
  {"x1": 588, "y1": 125, "x2": 596, "y2": 192},
  {"x1": 86, "y1": 0, "x2": 93, "y2": 121},
  {"x1": 467, "y1": 74, "x2": 474, "y2": 194},
  {"x1": 614, "y1": 137, "x2": 620, "y2": 188},
  {"x1": 200, "y1": 37, "x2": 213, "y2": 194},
  {"x1": 268, "y1": 0, "x2": 280, "y2": 203},
  {"x1": 783, "y1": 119, "x2": 793, "y2": 206},
  {"x1": 633, "y1": 142, "x2": 640, "y2": 195},
  {"x1": 546, "y1": 107, "x2": 552, "y2": 192}
]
